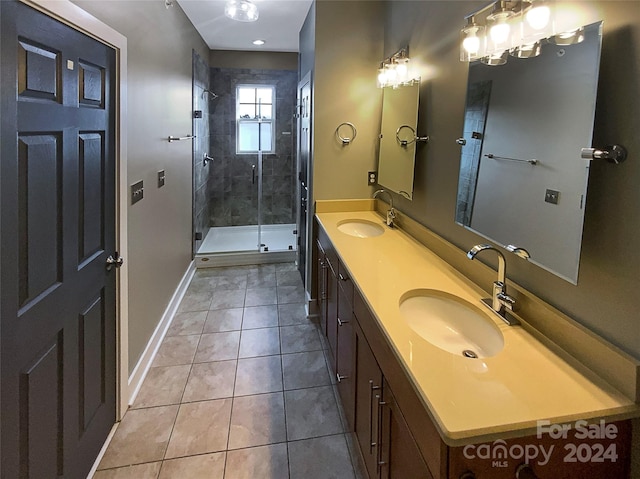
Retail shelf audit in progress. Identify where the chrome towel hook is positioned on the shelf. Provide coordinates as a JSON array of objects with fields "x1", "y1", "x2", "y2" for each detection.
[
  {"x1": 335, "y1": 122, "x2": 357, "y2": 145},
  {"x1": 396, "y1": 124, "x2": 429, "y2": 147}
]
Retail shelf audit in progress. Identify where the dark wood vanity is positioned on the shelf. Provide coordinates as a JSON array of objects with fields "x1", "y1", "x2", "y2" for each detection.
[{"x1": 314, "y1": 218, "x2": 632, "y2": 479}]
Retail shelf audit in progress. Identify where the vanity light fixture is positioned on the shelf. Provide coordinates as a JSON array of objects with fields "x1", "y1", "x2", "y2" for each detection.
[
  {"x1": 224, "y1": 0, "x2": 259, "y2": 22},
  {"x1": 460, "y1": 0, "x2": 580, "y2": 65},
  {"x1": 376, "y1": 48, "x2": 418, "y2": 88}
]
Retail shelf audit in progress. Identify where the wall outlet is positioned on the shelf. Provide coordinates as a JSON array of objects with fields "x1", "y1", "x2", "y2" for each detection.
[
  {"x1": 368, "y1": 171, "x2": 377, "y2": 185},
  {"x1": 545, "y1": 189, "x2": 559, "y2": 204}
]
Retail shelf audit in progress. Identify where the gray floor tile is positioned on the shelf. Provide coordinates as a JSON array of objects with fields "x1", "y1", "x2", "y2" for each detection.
[
  {"x1": 99, "y1": 406, "x2": 178, "y2": 469},
  {"x1": 194, "y1": 331, "x2": 240, "y2": 363},
  {"x1": 280, "y1": 324, "x2": 322, "y2": 354},
  {"x1": 178, "y1": 290, "x2": 213, "y2": 312},
  {"x1": 238, "y1": 327, "x2": 280, "y2": 358},
  {"x1": 288, "y1": 434, "x2": 355, "y2": 479},
  {"x1": 210, "y1": 275, "x2": 247, "y2": 291},
  {"x1": 187, "y1": 276, "x2": 216, "y2": 294},
  {"x1": 204, "y1": 308, "x2": 243, "y2": 333},
  {"x1": 275, "y1": 263, "x2": 297, "y2": 272},
  {"x1": 225, "y1": 443, "x2": 289, "y2": 479},
  {"x1": 242, "y1": 305, "x2": 278, "y2": 329},
  {"x1": 284, "y1": 386, "x2": 343, "y2": 441},
  {"x1": 94, "y1": 462, "x2": 162, "y2": 479},
  {"x1": 152, "y1": 335, "x2": 200, "y2": 367},
  {"x1": 278, "y1": 303, "x2": 309, "y2": 326},
  {"x1": 182, "y1": 360, "x2": 237, "y2": 402},
  {"x1": 210, "y1": 289, "x2": 246, "y2": 310},
  {"x1": 234, "y1": 355, "x2": 283, "y2": 396},
  {"x1": 132, "y1": 365, "x2": 191, "y2": 409},
  {"x1": 166, "y1": 311, "x2": 207, "y2": 337},
  {"x1": 277, "y1": 285, "x2": 305, "y2": 305},
  {"x1": 245, "y1": 287, "x2": 278, "y2": 307},
  {"x1": 276, "y1": 270, "x2": 303, "y2": 287},
  {"x1": 281, "y1": 350, "x2": 331, "y2": 390},
  {"x1": 246, "y1": 271, "x2": 277, "y2": 288},
  {"x1": 165, "y1": 399, "x2": 233, "y2": 458},
  {"x1": 228, "y1": 392, "x2": 286, "y2": 449},
  {"x1": 159, "y1": 452, "x2": 225, "y2": 478}
]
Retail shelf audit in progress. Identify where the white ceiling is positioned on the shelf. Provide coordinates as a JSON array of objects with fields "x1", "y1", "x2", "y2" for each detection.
[{"x1": 177, "y1": 0, "x2": 313, "y2": 52}]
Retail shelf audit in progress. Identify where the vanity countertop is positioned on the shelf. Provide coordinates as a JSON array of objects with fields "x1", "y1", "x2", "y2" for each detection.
[{"x1": 315, "y1": 206, "x2": 639, "y2": 446}]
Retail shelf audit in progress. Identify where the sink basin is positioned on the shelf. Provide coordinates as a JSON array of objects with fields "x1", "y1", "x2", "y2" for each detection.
[
  {"x1": 399, "y1": 289, "x2": 504, "y2": 358},
  {"x1": 337, "y1": 219, "x2": 385, "y2": 238}
]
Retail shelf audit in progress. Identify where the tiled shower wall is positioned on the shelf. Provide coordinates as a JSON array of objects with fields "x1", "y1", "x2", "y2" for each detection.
[
  {"x1": 208, "y1": 67, "x2": 297, "y2": 227},
  {"x1": 193, "y1": 51, "x2": 211, "y2": 253}
]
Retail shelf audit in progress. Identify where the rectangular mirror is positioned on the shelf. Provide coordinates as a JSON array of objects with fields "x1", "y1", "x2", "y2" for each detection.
[
  {"x1": 455, "y1": 21, "x2": 603, "y2": 284},
  {"x1": 378, "y1": 82, "x2": 419, "y2": 200}
]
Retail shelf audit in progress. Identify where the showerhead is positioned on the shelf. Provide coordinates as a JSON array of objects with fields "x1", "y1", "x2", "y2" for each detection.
[{"x1": 203, "y1": 89, "x2": 219, "y2": 100}]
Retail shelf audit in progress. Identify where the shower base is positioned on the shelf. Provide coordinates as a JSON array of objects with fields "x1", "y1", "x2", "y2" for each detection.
[{"x1": 196, "y1": 224, "x2": 297, "y2": 268}]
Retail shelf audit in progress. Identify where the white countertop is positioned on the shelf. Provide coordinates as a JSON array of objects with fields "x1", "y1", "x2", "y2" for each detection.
[{"x1": 316, "y1": 208, "x2": 638, "y2": 445}]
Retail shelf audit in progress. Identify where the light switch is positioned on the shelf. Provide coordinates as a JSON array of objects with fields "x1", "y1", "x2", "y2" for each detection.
[
  {"x1": 158, "y1": 170, "x2": 166, "y2": 188},
  {"x1": 131, "y1": 180, "x2": 144, "y2": 204},
  {"x1": 545, "y1": 189, "x2": 559, "y2": 205}
]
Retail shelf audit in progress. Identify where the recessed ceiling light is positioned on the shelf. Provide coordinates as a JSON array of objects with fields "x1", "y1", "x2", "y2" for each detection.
[{"x1": 253, "y1": 39, "x2": 265, "y2": 46}]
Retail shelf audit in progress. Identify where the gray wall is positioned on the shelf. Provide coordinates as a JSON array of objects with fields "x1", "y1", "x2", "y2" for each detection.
[
  {"x1": 210, "y1": 50, "x2": 298, "y2": 71},
  {"x1": 72, "y1": 0, "x2": 209, "y2": 373},
  {"x1": 381, "y1": 1, "x2": 640, "y2": 362}
]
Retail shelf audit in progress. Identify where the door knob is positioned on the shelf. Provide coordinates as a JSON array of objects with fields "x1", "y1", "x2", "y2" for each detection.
[{"x1": 106, "y1": 252, "x2": 124, "y2": 271}]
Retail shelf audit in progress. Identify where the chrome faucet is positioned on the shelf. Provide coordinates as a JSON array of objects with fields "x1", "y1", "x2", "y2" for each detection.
[
  {"x1": 466, "y1": 244, "x2": 530, "y2": 326},
  {"x1": 373, "y1": 189, "x2": 396, "y2": 227}
]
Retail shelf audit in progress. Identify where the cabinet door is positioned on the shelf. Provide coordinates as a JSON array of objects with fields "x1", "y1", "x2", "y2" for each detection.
[
  {"x1": 379, "y1": 379, "x2": 433, "y2": 479},
  {"x1": 325, "y1": 261, "x2": 338, "y2": 370},
  {"x1": 336, "y1": 286, "x2": 355, "y2": 430},
  {"x1": 354, "y1": 320, "x2": 383, "y2": 479},
  {"x1": 316, "y1": 240, "x2": 327, "y2": 337}
]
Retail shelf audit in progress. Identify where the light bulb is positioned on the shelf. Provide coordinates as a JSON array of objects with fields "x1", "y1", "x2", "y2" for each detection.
[
  {"x1": 377, "y1": 69, "x2": 387, "y2": 87},
  {"x1": 463, "y1": 35, "x2": 481, "y2": 54},
  {"x1": 396, "y1": 61, "x2": 408, "y2": 80},
  {"x1": 526, "y1": 5, "x2": 550, "y2": 30},
  {"x1": 490, "y1": 22, "x2": 511, "y2": 45}
]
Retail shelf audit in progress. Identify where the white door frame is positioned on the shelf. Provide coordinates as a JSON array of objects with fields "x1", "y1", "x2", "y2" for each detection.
[{"x1": 22, "y1": 0, "x2": 130, "y2": 420}]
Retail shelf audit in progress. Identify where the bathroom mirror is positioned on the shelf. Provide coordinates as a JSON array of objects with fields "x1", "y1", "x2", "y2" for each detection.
[
  {"x1": 455, "y1": 21, "x2": 603, "y2": 284},
  {"x1": 377, "y1": 82, "x2": 420, "y2": 200}
]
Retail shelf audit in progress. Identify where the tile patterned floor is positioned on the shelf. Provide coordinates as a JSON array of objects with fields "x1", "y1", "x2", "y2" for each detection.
[{"x1": 94, "y1": 263, "x2": 365, "y2": 479}]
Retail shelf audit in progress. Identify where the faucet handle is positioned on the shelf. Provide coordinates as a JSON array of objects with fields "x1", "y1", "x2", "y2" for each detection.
[{"x1": 497, "y1": 291, "x2": 516, "y2": 311}]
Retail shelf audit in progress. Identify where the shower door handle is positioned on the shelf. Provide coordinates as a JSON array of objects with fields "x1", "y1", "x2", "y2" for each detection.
[{"x1": 252, "y1": 164, "x2": 256, "y2": 185}]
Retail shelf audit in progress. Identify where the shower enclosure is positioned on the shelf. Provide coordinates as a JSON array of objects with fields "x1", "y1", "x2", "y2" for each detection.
[{"x1": 192, "y1": 58, "x2": 298, "y2": 265}]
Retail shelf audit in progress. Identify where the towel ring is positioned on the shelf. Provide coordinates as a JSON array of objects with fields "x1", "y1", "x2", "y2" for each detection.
[
  {"x1": 336, "y1": 122, "x2": 357, "y2": 145},
  {"x1": 396, "y1": 125, "x2": 429, "y2": 147}
]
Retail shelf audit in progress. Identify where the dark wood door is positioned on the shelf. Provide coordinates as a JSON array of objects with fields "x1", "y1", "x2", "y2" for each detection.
[
  {"x1": 325, "y1": 260, "x2": 338, "y2": 371},
  {"x1": 379, "y1": 379, "x2": 433, "y2": 479},
  {"x1": 354, "y1": 320, "x2": 383, "y2": 479},
  {"x1": 296, "y1": 73, "x2": 311, "y2": 282},
  {"x1": 336, "y1": 285, "x2": 355, "y2": 430},
  {"x1": 1, "y1": 2, "x2": 117, "y2": 478}
]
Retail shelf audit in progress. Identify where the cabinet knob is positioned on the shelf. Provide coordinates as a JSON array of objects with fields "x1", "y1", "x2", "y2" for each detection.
[
  {"x1": 337, "y1": 317, "x2": 350, "y2": 326},
  {"x1": 339, "y1": 273, "x2": 349, "y2": 281},
  {"x1": 336, "y1": 373, "x2": 348, "y2": 382}
]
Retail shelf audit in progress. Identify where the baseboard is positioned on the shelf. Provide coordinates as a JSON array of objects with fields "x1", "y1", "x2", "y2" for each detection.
[
  {"x1": 86, "y1": 422, "x2": 118, "y2": 478},
  {"x1": 126, "y1": 260, "x2": 196, "y2": 406}
]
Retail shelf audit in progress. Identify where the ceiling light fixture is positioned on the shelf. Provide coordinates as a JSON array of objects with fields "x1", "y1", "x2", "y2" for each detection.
[
  {"x1": 224, "y1": 0, "x2": 259, "y2": 22},
  {"x1": 252, "y1": 39, "x2": 265, "y2": 46}
]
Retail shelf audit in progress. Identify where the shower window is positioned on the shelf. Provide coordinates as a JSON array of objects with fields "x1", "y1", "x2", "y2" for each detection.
[{"x1": 236, "y1": 85, "x2": 275, "y2": 154}]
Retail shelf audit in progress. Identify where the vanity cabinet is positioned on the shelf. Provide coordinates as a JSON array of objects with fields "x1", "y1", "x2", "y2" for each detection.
[{"x1": 313, "y1": 220, "x2": 633, "y2": 479}]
